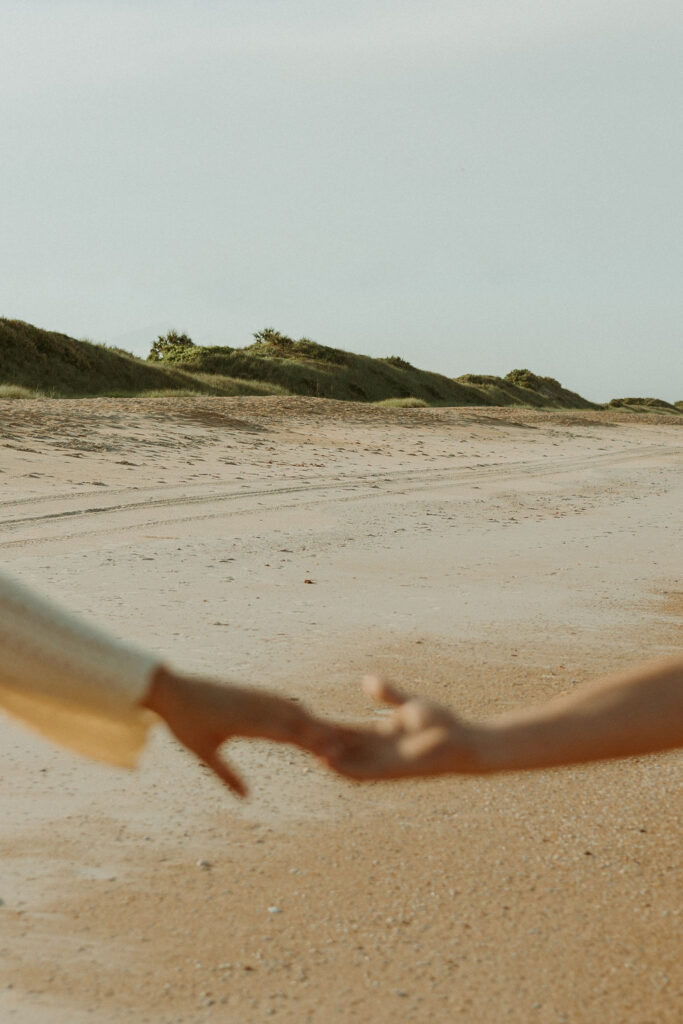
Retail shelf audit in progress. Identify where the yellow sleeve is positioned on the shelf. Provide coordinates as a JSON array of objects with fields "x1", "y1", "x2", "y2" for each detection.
[{"x1": 0, "y1": 571, "x2": 160, "y2": 767}]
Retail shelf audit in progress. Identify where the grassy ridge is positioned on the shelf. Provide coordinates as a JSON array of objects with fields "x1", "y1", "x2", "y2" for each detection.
[
  {"x1": 0, "y1": 319, "x2": 283, "y2": 398},
  {"x1": 607, "y1": 397, "x2": 682, "y2": 415},
  {"x1": 1, "y1": 318, "x2": 680, "y2": 412},
  {"x1": 159, "y1": 341, "x2": 484, "y2": 405},
  {"x1": 455, "y1": 371, "x2": 598, "y2": 410}
]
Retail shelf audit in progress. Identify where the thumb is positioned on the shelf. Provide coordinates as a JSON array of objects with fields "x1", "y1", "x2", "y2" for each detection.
[{"x1": 362, "y1": 675, "x2": 409, "y2": 707}]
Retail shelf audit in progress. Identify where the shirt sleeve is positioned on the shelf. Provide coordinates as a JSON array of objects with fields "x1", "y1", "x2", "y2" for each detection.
[{"x1": 0, "y1": 571, "x2": 161, "y2": 767}]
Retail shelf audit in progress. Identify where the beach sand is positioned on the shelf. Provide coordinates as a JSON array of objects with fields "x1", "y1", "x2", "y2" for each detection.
[{"x1": 0, "y1": 397, "x2": 681, "y2": 1023}]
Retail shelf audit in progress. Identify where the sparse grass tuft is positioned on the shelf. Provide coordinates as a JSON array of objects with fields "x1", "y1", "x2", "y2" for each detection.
[
  {"x1": 0, "y1": 383, "x2": 44, "y2": 398},
  {"x1": 381, "y1": 355, "x2": 415, "y2": 371},
  {"x1": 374, "y1": 396, "x2": 428, "y2": 408},
  {"x1": 99, "y1": 388, "x2": 206, "y2": 398}
]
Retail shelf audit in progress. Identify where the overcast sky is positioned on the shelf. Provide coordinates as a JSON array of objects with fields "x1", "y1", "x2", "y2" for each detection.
[{"x1": 2, "y1": 1, "x2": 681, "y2": 401}]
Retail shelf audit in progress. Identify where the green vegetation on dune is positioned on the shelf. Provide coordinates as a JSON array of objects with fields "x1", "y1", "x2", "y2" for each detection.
[
  {"x1": 1, "y1": 319, "x2": 182, "y2": 395},
  {"x1": 0, "y1": 319, "x2": 284, "y2": 398},
  {"x1": 0, "y1": 383, "x2": 43, "y2": 399},
  {"x1": 455, "y1": 370, "x2": 599, "y2": 410},
  {"x1": 374, "y1": 396, "x2": 428, "y2": 408},
  {"x1": 157, "y1": 335, "x2": 480, "y2": 405},
  {"x1": 608, "y1": 397, "x2": 683, "y2": 415},
  {"x1": 0, "y1": 319, "x2": 679, "y2": 413},
  {"x1": 154, "y1": 331, "x2": 602, "y2": 408}
]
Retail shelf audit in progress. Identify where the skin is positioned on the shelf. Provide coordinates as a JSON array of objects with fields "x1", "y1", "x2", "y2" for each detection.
[
  {"x1": 322, "y1": 656, "x2": 683, "y2": 781},
  {"x1": 142, "y1": 665, "x2": 337, "y2": 796}
]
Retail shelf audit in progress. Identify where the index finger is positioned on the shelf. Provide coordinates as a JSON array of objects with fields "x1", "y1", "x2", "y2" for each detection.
[
  {"x1": 204, "y1": 749, "x2": 248, "y2": 798},
  {"x1": 362, "y1": 675, "x2": 410, "y2": 707}
]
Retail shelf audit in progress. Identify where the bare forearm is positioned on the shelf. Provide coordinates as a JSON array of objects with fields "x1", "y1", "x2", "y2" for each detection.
[
  {"x1": 143, "y1": 666, "x2": 331, "y2": 750},
  {"x1": 472, "y1": 656, "x2": 683, "y2": 773}
]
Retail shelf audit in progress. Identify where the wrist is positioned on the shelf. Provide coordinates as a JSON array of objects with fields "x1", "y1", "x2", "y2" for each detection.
[
  {"x1": 467, "y1": 716, "x2": 551, "y2": 774},
  {"x1": 452, "y1": 722, "x2": 504, "y2": 775},
  {"x1": 142, "y1": 664, "x2": 181, "y2": 718}
]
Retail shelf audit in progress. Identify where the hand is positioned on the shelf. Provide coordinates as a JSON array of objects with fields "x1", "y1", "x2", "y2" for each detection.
[
  {"x1": 322, "y1": 675, "x2": 482, "y2": 781},
  {"x1": 144, "y1": 667, "x2": 339, "y2": 796}
]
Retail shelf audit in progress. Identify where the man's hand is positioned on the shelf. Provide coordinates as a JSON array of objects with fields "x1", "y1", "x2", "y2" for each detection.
[
  {"x1": 143, "y1": 667, "x2": 339, "y2": 796},
  {"x1": 322, "y1": 675, "x2": 483, "y2": 781}
]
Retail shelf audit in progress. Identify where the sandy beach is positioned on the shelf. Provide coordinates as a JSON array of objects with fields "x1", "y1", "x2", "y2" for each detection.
[{"x1": 0, "y1": 397, "x2": 681, "y2": 1023}]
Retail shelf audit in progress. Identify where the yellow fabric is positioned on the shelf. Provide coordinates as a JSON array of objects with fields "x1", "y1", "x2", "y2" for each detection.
[
  {"x1": 0, "y1": 571, "x2": 160, "y2": 766},
  {"x1": 0, "y1": 686, "x2": 154, "y2": 768}
]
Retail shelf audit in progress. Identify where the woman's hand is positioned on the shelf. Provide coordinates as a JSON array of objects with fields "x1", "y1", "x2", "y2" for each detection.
[
  {"x1": 143, "y1": 667, "x2": 339, "y2": 796},
  {"x1": 324, "y1": 657, "x2": 683, "y2": 780},
  {"x1": 322, "y1": 675, "x2": 484, "y2": 781}
]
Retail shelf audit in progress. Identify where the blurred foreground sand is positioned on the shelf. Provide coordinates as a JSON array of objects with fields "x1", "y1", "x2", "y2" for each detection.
[{"x1": 0, "y1": 398, "x2": 681, "y2": 1023}]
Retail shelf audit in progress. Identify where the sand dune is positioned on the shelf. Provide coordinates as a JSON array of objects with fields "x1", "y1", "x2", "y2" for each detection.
[{"x1": 0, "y1": 398, "x2": 681, "y2": 1023}]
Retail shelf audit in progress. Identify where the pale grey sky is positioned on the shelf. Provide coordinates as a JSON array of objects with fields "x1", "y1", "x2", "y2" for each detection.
[{"x1": 2, "y1": 1, "x2": 681, "y2": 401}]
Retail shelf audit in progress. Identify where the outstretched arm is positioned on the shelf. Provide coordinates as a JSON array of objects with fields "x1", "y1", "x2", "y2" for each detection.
[
  {"x1": 0, "y1": 569, "x2": 336, "y2": 792},
  {"x1": 323, "y1": 656, "x2": 683, "y2": 781}
]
